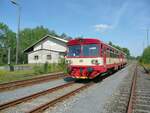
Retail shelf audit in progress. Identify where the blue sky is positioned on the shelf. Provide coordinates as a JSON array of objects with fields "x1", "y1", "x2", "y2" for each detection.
[{"x1": 0, "y1": 0, "x2": 150, "y2": 56}]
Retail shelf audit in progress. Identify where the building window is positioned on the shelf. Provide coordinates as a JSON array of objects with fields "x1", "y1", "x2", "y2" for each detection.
[
  {"x1": 47, "y1": 55, "x2": 51, "y2": 60},
  {"x1": 59, "y1": 52, "x2": 65, "y2": 58},
  {"x1": 34, "y1": 55, "x2": 39, "y2": 60}
]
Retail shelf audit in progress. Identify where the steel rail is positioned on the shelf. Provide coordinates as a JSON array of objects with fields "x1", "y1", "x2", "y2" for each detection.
[
  {"x1": 27, "y1": 83, "x2": 94, "y2": 113},
  {"x1": 0, "y1": 81, "x2": 74, "y2": 111},
  {"x1": 126, "y1": 65, "x2": 137, "y2": 113},
  {"x1": 0, "y1": 73, "x2": 64, "y2": 92}
]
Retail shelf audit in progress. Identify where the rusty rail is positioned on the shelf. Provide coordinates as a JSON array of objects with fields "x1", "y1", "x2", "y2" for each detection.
[
  {"x1": 126, "y1": 65, "x2": 137, "y2": 113},
  {"x1": 27, "y1": 83, "x2": 94, "y2": 113},
  {"x1": 0, "y1": 73, "x2": 64, "y2": 92},
  {"x1": 0, "y1": 81, "x2": 74, "y2": 111}
]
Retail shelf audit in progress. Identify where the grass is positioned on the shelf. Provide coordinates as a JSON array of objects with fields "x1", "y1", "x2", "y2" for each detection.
[
  {"x1": 0, "y1": 70, "x2": 35, "y2": 83},
  {"x1": 139, "y1": 63, "x2": 150, "y2": 74},
  {"x1": 140, "y1": 63, "x2": 150, "y2": 69},
  {"x1": 0, "y1": 62, "x2": 67, "y2": 84},
  {"x1": 143, "y1": 64, "x2": 150, "y2": 68},
  {"x1": 143, "y1": 64, "x2": 150, "y2": 71}
]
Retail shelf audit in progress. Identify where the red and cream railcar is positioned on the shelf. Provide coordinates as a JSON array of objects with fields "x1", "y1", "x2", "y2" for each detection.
[{"x1": 65, "y1": 38, "x2": 127, "y2": 79}]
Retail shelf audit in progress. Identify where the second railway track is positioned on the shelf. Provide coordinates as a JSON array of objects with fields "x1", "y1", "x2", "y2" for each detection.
[
  {"x1": 131, "y1": 66, "x2": 150, "y2": 113},
  {"x1": 103, "y1": 64, "x2": 150, "y2": 113},
  {"x1": 127, "y1": 65, "x2": 150, "y2": 113},
  {"x1": 102, "y1": 64, "x2": 137, "y2": 113},
  {"x1": 0, "y1": 72, "x2": 64, "y2": 92},
  {"x1": 0, "y1": 81, "x2": 93, "y2": 113}
]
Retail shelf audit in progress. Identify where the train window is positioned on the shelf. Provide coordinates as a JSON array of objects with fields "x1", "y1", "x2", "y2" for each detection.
[
  {"x1": 110, "y1": 48, "x2": 112, "y2": 52},
  {"x1": 110, "y1": 49, "x2": 115, "y2": 58},
  {"x1": 67, "y1": 45, "x2": 81, "y2": 57},
  {"x1": 111, "y1": 49, "x2": 113, "y2": 58},
  {"x1": 110, "y1": 52, "x2": 112, "y2": 57},
  {"x1": 101, "y1": 44, "x2": 103, "y2": 49},
  {"x1": 83, "y1": 44, "x2": 99, "y2": 57},
  {"x1": 106, "y1": 48, "x2": 109, "y2": 57},
  {"x1": 114, "y1": 51, "x2": 116, "y2": 58},
  {"x1": 113, "y1": 53, "x2": 115, "y2": 58}
]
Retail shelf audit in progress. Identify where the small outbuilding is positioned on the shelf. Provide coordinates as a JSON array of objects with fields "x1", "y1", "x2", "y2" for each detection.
[{"x1": 24, "y1": 34, "x2": 68, "y2": 64}]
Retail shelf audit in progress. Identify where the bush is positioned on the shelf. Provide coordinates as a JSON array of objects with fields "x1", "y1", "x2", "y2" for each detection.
[
  {"x1": 58, "y1": 58, "x2": 67, "y2": 73},
  {"x1": 33, "y1": 65, "x2": 44, "y2": 74},
  {"x1": 43, "y1": 62, "x2": 48, "y2": 73},
  {"x1": 9, "y1": 64, "x2": 14, "y2": 71},
  {"x1": 33, "y1": 60, "x2": 67, "y2": 75},
  {"x1": 141, "y1": 46, "x2": 150, "y2": 64}
]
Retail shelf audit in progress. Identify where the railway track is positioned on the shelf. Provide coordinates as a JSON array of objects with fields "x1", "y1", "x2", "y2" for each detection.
[
  {"x1": 131, "y1": 66, "x2": 150, "y2": 113},
  {"x1": 0, "y1": 72, "x2": 64, "y2": 92},
  {"x1": 102, "y1": 65, "x2": 136, "y2": 113},
  {"x1": 0, "y1": 81, "x2": 93, "y2": 113},
  {"x1": 103, "y1": 64, "x2": 150, "y2": 113},
  {"x1": 126, "y1": 65, "x2": 137, "y2": 113}
]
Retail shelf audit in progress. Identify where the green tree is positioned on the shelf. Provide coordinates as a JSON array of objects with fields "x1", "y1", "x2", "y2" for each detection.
[
  {"x1": 108, "y1": 41, "x2": 112, "y2": 46},
  {"x1": 60, "y1": 33, "x2": 67, "y2": 39},
  {"x1": 141, "y1": 46, "x2": 150, "y2": 64},
  {"x1": 108, "y1": 41, "x2": 130, "y2": 56},
  {"x1": 0, "y1": 23, "x2": 16, "y2": 65},
  {"x1": 60, "y1": 33, "x2": 72, "y2": 40},
  {"x1": 122, "y1": 48, "x2": 130, "y2": 56},
  {"x1": 49, "y1": 30, "x2": 59, "y2": 37},
  {"x1": 20, "y1": 26, "x2": 50, "y2": 50},
  {"x1": 19, "y1": 26, "x2": 50, "y2": 63}
]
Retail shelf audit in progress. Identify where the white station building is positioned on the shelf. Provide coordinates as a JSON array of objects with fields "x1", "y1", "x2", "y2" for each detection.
[{"x1": 24, "y1": 35, "x2": 68, "y2": 64}]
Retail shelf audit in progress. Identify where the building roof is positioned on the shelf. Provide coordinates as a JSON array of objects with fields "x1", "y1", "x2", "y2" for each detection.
[{"x1": 24, "y1": 34, "x2": 68, "y2": 53}]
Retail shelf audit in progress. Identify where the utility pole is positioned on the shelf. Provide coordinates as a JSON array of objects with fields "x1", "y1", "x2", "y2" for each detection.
[
  {"x1": 11, "y1": 0, "x2": 21, "y2": 64},
  {"x1": 8, "y1": 47, "x2": 11, "y2": 65},
  {"x1": 143, "y1": 41, "x2": 145, "y2": 50},
  {"x1": 146, "y1": 28, "x2": 149, "y2": 47}
]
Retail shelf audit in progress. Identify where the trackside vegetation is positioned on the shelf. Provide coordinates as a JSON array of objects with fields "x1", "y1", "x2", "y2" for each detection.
[
  {"x1": 140, "y1": 46, "x2": 150, "y2": 64},
  {"x1": 139, "y1": 46, "x2": 150, "y2": 71},
  {"x1": 0, "y1": 60, "x2": 67, "y2": 83}
]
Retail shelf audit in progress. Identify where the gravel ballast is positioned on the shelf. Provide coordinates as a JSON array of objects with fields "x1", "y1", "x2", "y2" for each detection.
[
  {"x1": 2, "y1": 83, "x2": 84, "y2": 113},
  {"x1": 0, "y1": 79, "x2": 68, "y2": 104},
  {"x1": 132, "y1": 66, "x2": 150, "y2": 113},
  {"x1": 44, "y1": 64, "x2": 133, "y2": 113}
]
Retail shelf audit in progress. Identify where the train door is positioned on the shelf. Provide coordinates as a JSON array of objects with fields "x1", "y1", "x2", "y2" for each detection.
[
  {"x1": 104, "y1": 54, "x2": 106, "y2": 66},
  {"x1": 103, "y1": 47, "x2": 106, "y2": 66},
  {"x1": 119, "y1": 53, "x2": 121, "y2": 63},
  {"x1": 101, "y1": 44, "x2": 106, "y2": 66}
]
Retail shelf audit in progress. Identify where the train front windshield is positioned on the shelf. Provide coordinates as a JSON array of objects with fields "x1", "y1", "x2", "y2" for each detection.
[{"x1": 67, "y1": 44, "x2": 99, "y2": 57}]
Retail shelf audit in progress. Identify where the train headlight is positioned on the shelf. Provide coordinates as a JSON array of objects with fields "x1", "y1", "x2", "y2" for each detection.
[{"x1": 91, "y1": 59, "x2": 99, "y2": 65}]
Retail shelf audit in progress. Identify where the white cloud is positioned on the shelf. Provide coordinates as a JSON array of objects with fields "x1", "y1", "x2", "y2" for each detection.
[
  {"x1": 113, "y1": 1, "x2": 129, "y2": 28},
  {"x1": 94, "y1": 24, "x2": 112, "y2": 32}
]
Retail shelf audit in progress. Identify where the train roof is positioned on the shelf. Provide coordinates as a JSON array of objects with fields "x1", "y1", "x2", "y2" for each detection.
[
  {"x1": 67, "y1": 38, "x2": 126, "y2": 55},
  {"x1": 67, "y1": 38, "x2": 101, "y2": 45}
]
